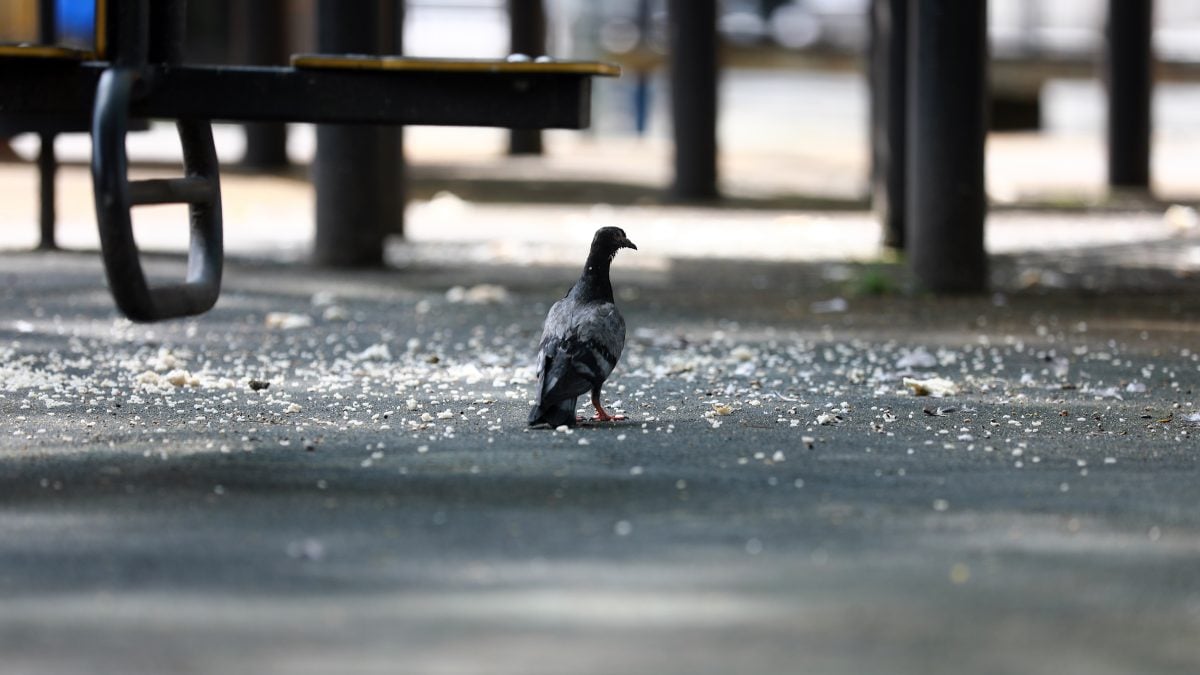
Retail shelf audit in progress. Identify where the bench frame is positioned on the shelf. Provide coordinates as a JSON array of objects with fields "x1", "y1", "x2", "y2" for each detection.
[{"x1": 0, "y1": 0, "x2": 616, "y2": 322}]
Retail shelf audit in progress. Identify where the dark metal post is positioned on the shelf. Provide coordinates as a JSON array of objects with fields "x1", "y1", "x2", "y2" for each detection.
[
  {"x1": 37, "y1": 132, "x2": 57, "y2": 250},
  {"x1": 508, "y1": 0, "x2": 545, "y2": 155},
  {"x1": 906, "y1": 0, "x2": 988, "y2": 292},
  {"x1": 38, "y1": 0, "x2": 56, "y2": 45},
  {"x1": 378, "y1": 0, "x2": 405, "y2": 237},
  {"x1": 108, "y1": 0, "x2": 149, "y2": 67},
  {"x1": 37, "y1": 0, "x2": 58, "y2": 249},
  {"x1": 667, "y1": 0, "x2": 719, "y2": 201},
  {"x1": 1105, "y1": 0, "x2": 1153, "y2": 190},
  {"x1": 147, "y1": 0, "x2": 187, "y2": 64},
  {"x1": 314, "y1": 0, "x2": 403, "y2": 266},
  {"x1": 632, "y1": 0, "x2": 653, "y2": 135},
  {"x1": 869, "y1": 0, "x2": 907, "y2": 249},
  {"x1": 236, "y1": 0, "x2": 290, "y2": 170}
]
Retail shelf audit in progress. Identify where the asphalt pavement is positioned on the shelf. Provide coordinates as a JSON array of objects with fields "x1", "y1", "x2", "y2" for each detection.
[
  {"x1": 3, "y1": 51, "x2": 1200, "y2": 674},
  {"x1": 0, "y1": 228, "x2": 1198, "y2": 674}
]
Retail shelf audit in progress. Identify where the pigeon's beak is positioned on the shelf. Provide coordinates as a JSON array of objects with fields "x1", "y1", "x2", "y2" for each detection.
[{"x1": 619, "y1": 235, "x2": 638, "y2": 251}]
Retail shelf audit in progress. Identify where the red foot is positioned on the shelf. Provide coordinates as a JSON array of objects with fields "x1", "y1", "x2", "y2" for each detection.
[
  {"x1": 589, "y1": 390, "x2": 625, "y2": 422},
  {"x1": 575, "y1": 412, "x2": 625, "y2": 426}
]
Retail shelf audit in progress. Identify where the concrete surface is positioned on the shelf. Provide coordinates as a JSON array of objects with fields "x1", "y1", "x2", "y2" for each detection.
[
  {"x1": 1, "y1": 61, "x2": 1199, "y2": 671},
  {"x1": 0, "y1": 219, "x2": 1198, "y2": 674}
]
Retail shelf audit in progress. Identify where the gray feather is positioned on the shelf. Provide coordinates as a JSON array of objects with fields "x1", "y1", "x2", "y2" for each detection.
[{"x1": 528, "y1": 299, "x2": 626, "y2": 427}]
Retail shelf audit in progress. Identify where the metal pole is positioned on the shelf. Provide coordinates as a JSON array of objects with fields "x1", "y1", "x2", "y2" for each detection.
[
  {"x1": 632, "y1": 0, "x2": 652, "y2": 136},
  {"x1": 378, "y1": 0, "x2": 405, "y2": 237},
  {"x1": 38, "y1": 0, "x2": 56, "y2": 44},
  {"x1": 906, "y1": 0, "x2": 988, "y2": 292},
  {"x1": 508, "y1": 0, "x2": 545, "y2": 155},
  {"x1": 147, "y1": 0, "x2": 186, "y2": 64},
  {"x1": 237, "y1": 0, "x2": 290, "y2": 170},
  {"x1": 314, "y1": 0, "x2": 400, "y2": 266},
  {"x1": 37, "y1": 0, "x2": 58, "y2": 250},
  {"x1": 37, "y1": 132, "x2": 57, "y2": 250},
  {"x1": 667, "y1": 0, "x2": 719, "y2": 201},
  {"x1": 107, "y1": 0, "x2": 149, "y2": 67},
  {"x1": 870, "y1": 0, "x2": 907, "y2": 249},
  {"x1": 1105, "y1": 0, "x2": 1153, "y2": 190}
]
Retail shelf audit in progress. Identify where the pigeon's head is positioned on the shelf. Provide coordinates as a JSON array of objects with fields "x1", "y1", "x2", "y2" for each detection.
[{"x1": 591, "y1": 227, "x2": 637, "y2": 259}]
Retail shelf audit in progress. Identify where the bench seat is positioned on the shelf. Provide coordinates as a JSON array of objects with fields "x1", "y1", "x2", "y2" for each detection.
[
  {"x1": 0, "y1": 44, "x2": 93, "y2": 60},
  {"x1": 0, "y1": 57, "x2": 619, "y2": 129},
  {"x1": 291, "y1": 54, "x2": 621, "y2": 77}
]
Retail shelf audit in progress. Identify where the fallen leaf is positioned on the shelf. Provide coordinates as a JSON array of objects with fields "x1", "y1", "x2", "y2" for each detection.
[{"x1": 904, "y1": 377, "x2": 959, "y2": 397}]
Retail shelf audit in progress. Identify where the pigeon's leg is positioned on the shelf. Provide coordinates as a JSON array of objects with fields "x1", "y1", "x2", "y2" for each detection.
[{"x1": 590, "y1": 389, "x2": 626, "y2": 422}]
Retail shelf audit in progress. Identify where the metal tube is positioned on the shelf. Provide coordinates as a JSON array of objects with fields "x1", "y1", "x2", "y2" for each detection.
[
  {"x1": 377, "y1": 0, "x2": 405, "y2": 237},
  {"x1": 906, "y1": 0, "x2": 988, "y2": 292},
  {"x1": 237, "y1": 0, "x2": 290, "y2": 170},
  {"x1": 38, "y1": 0, "x2": 56, "y2": 44},
  {"x1": 148, "y1": 0, "x2": 186, "y2": 64},
  {"x1": 632, "y1": 0, "x2": 652, "y2": 136},
  {"x1": 313, "y1": 0, "x2": 403, "y2": 266},
  {"x1": 108, "y1": 0, "x2": 149, "y2": 67},
  {"x1": 508, "y1": 0, "x2": 546, "y2": 155},
  {"x1": 36, "y1": 0, "x2": 58, "y2": 250},
  {"x1": 127, "y1": 176, "x2": 216, "y2": 206},
  {"x1": 37, "y1": 131, "x2": 57, "y2": 250},
  {"x1": 1105, "y1": 0, "x2": 1153, "y2": 189},
  {"x1": 667, "y1": 0, "x2": 719, "y2": 201},
  {"x1": 869, "y1": 0, "x2": 908, "y2": 249}
]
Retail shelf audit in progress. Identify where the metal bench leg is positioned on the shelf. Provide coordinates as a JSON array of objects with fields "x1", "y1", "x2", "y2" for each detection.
[
  {"x1": 92, "y1": 67, "x2": 223, "y2": 322},
  {"x1": 37, "y1": 131, "x2": 57, "y2": 250}
]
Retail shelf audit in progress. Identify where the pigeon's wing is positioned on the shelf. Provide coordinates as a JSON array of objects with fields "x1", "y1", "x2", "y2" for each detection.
[
  {"x1": 532, "y1": 300, "x2": 626, "y2": 410},
  {"x1": 566, "y1": 300, "x2": 626, "y2": 385}
]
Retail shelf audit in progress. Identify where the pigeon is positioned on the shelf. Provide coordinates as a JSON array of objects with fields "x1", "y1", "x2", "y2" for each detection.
[{"x1": 528, "y1": 227, "x2": 637, "y2": 428}]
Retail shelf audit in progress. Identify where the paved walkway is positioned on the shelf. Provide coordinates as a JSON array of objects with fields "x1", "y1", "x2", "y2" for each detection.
[{"x1": 1, "y1": 92, "x2": 1200, "y2": 671}]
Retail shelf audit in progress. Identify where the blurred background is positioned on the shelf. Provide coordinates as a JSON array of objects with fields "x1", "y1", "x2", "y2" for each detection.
[{"x1": 1, "y1": 0, "x2": 1199, "y2": 261}]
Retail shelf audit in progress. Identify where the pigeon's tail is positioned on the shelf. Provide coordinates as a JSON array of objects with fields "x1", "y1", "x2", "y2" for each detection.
[{"x1": 528, "y1": 396, "x2": 578, "y2": 428}]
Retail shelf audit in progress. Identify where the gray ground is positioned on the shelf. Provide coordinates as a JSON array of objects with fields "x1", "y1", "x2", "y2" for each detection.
[{"x1": 1, "y1": 241, "x2": 1198, "y2": 675}]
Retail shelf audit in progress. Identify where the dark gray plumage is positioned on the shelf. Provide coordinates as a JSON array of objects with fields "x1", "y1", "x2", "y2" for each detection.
[{"x1": 528, "y1": 227, "x2": 637, "y2": 428}]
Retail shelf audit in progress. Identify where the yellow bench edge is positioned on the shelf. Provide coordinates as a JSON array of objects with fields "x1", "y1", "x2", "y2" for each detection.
[
  {"x1": 291, "y1": 54, "x2": 621, "y2": 77},
  {"x1": 0, "y1": 44, "x2": 95, "y2": 60}
]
